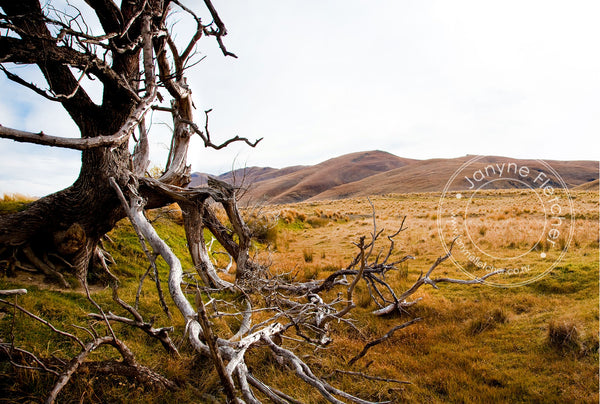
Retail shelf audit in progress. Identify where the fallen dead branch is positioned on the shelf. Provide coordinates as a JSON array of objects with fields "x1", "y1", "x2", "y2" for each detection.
[
  {"x1": 348, "y1": 318, "x2": 423, "y2": 366},
  {"x1": 0, "y1": 295, "x2": 176, "y2": 404}
]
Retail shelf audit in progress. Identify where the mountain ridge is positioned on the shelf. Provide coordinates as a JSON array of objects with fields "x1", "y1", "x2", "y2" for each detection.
[{"x1": 190, "y1": 151, "x2": 599, "y2": 204}]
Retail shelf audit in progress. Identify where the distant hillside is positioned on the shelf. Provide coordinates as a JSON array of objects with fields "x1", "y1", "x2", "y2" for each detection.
[
  {"x1": 235, "y1": 151, "x2": 414, "y2": 204},
  {"x1": 312, "y1": 156, "x2": 598, "y2": 201},
  {"x1": 573, "y1": 179, "x2": 599, "y2": 191},
  {"x1": 189, "y1": 151, "x2": 598, "y2": 204},
  {"x1": 190, "y1": 165, "x2": 306, "y2": 188}
]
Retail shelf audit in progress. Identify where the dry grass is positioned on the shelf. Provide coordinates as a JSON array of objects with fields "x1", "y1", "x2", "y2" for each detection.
[
  {"x1": 0, "y1": 189, "x2": 597, "y2": 403},
  {"x1": 548, "y1": 320, "x2": 580, "y2": 351},
  {"x1": 1, "y1": 193, "x2": 36, "y2": 202},
  {"x1": 0, "y1": 193, "x2": 37, "y2": 215},
  {"x1": 250, "y1": 189, "x2": 599, "y2": 402}
]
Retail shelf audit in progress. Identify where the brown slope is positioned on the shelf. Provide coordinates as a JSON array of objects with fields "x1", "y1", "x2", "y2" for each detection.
[
  {"x1": 573, "y1": 179, "x2": 599, "y2": 191},
  {"x1": 243, "y1": 150, "x2": 416, "y2": 204},
  {"x1": 218, "y1": 165, "x2": 307, "y2": 185},
  {"x1": 189, "y1": 172, "x2": 210, "y2": 187},
  {"x1": 189, "y1": 165, "x2": 306, "y2": 187},
  {"x1": 310, "y1": 158, "x2": 464, "y2": 199},
  {"x1": 310, "y1": 156, "x2": 599, "y2": 200}
]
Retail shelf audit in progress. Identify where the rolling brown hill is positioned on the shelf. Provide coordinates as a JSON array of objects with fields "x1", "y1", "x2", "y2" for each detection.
[
  {"x1": 311, "y1": 156, "x2": 599, "y2": 201},
  {"x1": 236, "y1": 151, "x2": 415, "y2": 204},
  {"x1": 190, "y1": 151, "x2": 598, "y2": 204},
  {"x1": 190, "y1": 165, "x2": 306, "y2": 188},
  {"x1": 573, "y1": 179, "x2": 599, "y2": 191}
]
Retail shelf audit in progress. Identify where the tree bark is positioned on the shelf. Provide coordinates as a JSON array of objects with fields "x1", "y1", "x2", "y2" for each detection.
[
  {"x1": 0, "y1": 147, "x2": 131, "y2": 282},
  {"x1": 0, "y1": 0, "x2": 160, "y2": 283},
  {"x1": 181, "y1": 200, "x2": 233, "y2": 289}
]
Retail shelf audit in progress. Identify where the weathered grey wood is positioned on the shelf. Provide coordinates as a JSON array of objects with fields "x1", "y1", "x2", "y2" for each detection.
[{"x1": 0, "y1": 289, "x2": 27, "y2": 296}]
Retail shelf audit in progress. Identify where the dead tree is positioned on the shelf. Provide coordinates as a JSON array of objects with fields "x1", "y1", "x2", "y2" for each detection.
[
  {"x1": 0, "y1": 0, "x2": 259, "y2": 286},
  {"x1": 0, "y1": 1, "x2": 383, "y2": 401},
  {"x1": 0, "y1": 2, "x2": 504, "y2": 402}
]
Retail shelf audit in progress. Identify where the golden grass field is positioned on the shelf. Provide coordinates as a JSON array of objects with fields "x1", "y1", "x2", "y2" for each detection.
[
  {"x1": 0, "y1": 189, "x2": 598, "y2": 403},
  {"x1": 242, "y1": 189, "x2": 599, "y2": 403}
]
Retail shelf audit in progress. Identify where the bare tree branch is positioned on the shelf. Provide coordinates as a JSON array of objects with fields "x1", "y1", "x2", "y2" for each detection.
[
  {"x1": 109, "y1": 177, "x2": 210, "y2": 356},
  {"x1": 0, "y1": 297, "x2": 85, "y2": 350},
  {"x1": 82, "y1": 0, "x2": 123, "y2": 35},
  {"x1": 0, "y1": 343, "x2": 60, "y2": 376},
  {"x1": 180, "y1": 109, "x2": 263, "y2": 150},
  {"x1": 0, "y1": 65, "x2": 88, "y2": 102},
  {"x1": 348, "y1": 318, "x2": 422, "y2": 366},
  {"x1": 45, "y1": 335, "x2": 113, "y2": 404},
  {"x1": 0, "y1": 71, "x2": 154, "y2": 149},
  {"x1": 195, "y1": 291, "x2": 242, "y2": 403},
  {"x1": 0, "y1": 288, "x2": 27, "y2": 296},
  {"x1": 201, "y1": 0, "x2": 237, "y2": 58},
  {"x1": 262, "y1": 336, "x2": 379, "y2": 404},
  {"x1": 0, "y1": 125, "x2": 126, "y2": 150}
]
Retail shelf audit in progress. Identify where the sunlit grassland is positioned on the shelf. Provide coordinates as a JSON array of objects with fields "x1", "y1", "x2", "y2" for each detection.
[
  {"x1": 252, "y1": 189, "x2": 598, "y2": 402},
  {"x1": 0, "y1": 190, "x2": 597, "y2": 403}
]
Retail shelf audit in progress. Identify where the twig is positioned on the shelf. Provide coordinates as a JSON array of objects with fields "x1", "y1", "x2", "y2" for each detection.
[
  {"x1": 201, "y1": 0, "x2": 238, "y2": 58},
  {"x1": 0, "y1": 298, "x2": 85, "y2": 350},
  {"x1": 335, "y1": 237, "x2": 366, "y2": 319},
  {"x1": 0, "y1": 344, "x2": 60, "y2": 376},
  {"x1": 348, "y1": 318, "x2": 422, "y2": 366},
  {"x1": 46, "y1": 336, "x2": 113, "y2": 404},
  {"x1": 180, "y1": 109, "x2": 262, "y2": 150},
  {"x1": 195, "y1": 291, "x2": 242, "y2": 403}
]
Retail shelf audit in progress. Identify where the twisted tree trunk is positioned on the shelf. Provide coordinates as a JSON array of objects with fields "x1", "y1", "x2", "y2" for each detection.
[
  {"x1": 0, "y1": 0, "x2": 158, "y2": 283},
  {"x1": 0, "y1": 145, "x2": 134, "y2": 279}
]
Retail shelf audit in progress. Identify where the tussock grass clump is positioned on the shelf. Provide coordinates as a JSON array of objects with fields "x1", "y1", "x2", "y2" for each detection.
[
  {"x1": 547, "y1": 320, "x2": 580, "y2": 352},
  {"x1": 302, "y1": 266, "x2": 318, "y2": 280},
  {"x1": 304, "y1": 209, "x2": 348, "y2": 227},
  {"x1": 1, "y1": 193, "x2": 35, "y2": 202},
  {"x1": 580, "y1": 333, "x2": 600, "y2": 358},
  {"x1": 478, "y1": 225, "x2": 488, "y2": 236},
  {"x1": 245, "y1": 213, "x2": 279, "y2": 246},
  {"x1": 280, "y1": 208, "x2": 306, "y2": 223},
  {"x1": 467, "y1": 308, "x2": 508, "y2": 335},
  {"x1": 147, "y1": 203, "x2": 184, "y2": 225},
  {"x1": 356, "y1": 287, "x2": 372, "y2": 308},
  {"x1": 302, "y1": 248, "x2": 314, "y2": 263},
  {"x1": 164, "y1": 203, "x2": 183, "y2": 225},
  {"x1": 306, "y1": 216, "x2": 329, "y2": 228}
]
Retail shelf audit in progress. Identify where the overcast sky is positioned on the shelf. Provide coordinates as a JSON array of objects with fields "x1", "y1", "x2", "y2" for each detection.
[{"x1": 1, "y1": 0, "x2": 599, "y2": 197}]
